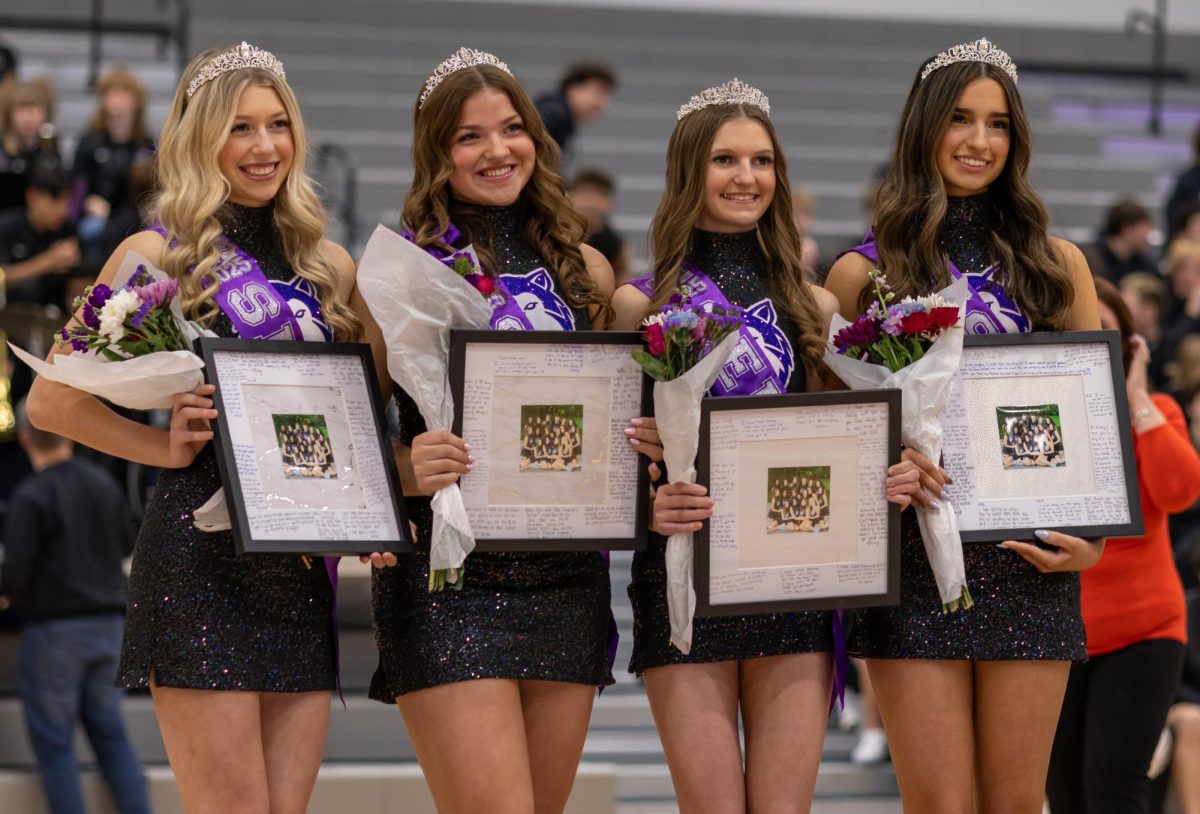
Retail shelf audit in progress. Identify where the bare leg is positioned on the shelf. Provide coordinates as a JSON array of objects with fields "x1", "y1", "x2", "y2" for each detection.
[
  {"x1": 150, "y1": 681, "x2": 270, "y2": 814},
  {"x1": 520, "y1": 680, "x2": 596, "y2": 814},
  {"x1": 867, "y1": 659, "x2": 975, "y2": 814},
  {"x1": 1169, "y1": 703, "x2": 1200, "y2": 814},
  {"x1": 397, "y1": 679, "x2": 535, "y2": 813},
  {"x1": 973, "y1": 660, "x2": 1069, "y2": 814},
  {"x1": 643, "y1": 661, "x2": 744, "y2": 813},
  {"x1": 260, "y1": 691, "x2": 331, "y2": 814},
  {"x1": 742, "y1": 653, "x2": 832, "y2": 814}
]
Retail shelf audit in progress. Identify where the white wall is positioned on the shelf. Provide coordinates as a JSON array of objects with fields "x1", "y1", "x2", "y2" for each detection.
[{"x1": 471, "y1": 0, "x2": 1200, "y2": 33}]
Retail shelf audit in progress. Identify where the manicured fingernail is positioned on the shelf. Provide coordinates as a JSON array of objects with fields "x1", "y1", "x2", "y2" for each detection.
[
  {"x1": 624, "y1": 427, "x2": 636, "y2": 435},
  {"x1": 468, "y1": 455, "x2": 476, "y2": 462},
  {"x1": 630, "y1": 418, "x2": 643, "y2": 426},
  {"x1": 1034, "y1": 529, "x2": 1049, "y2": 540},
  {"x1": 929, "y1": 499, "x2": 941, "y2": 511},
  {"x1": 465, "y1": 463, "x2": 474, "y2": 471},
  {"x1": 463, "y1": 443, "x2": 472, "y2": 451},
  {"x1": 629, "y1": 438, "x2": 641, "y2": 446},
  {"x1": 997, "y1": 543, "x2": 1010, "y2": 549}
]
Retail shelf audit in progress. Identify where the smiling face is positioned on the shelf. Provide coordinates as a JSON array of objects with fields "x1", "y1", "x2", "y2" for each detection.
[
  {"x1": 936, "y1": 78, "x2": 1011, "y2": 197},
  {"x1": 447, "y1": 87, "x2": 535, "y2": 207},
  {"x1": 217, "y1": 84, "x2": 294, "y2": 208},
  {"x1": 695, "y1": 117, "x2": 776, "y2": 233}
]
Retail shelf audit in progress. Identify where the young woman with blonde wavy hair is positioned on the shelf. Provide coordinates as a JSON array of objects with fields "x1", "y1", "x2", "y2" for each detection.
[
  {"x1": 368, "y1": 47, "x2": 616, "y2": 813},
  {"x1": 824, "y1": 40, "x2": 1102, "y2": 812},
  {"x1": 609, "y1": 81, "x2": 922, "y2": 813},
  {"x1": 28, "y1": 44, "x2": 389, "y2": 812}
]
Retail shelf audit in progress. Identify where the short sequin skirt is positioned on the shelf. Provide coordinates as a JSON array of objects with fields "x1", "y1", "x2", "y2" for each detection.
[
  {"x1": 628, "y1": 535, "x2": 832, "y2": 674},
  {"x1": 118, "y1": 446, "x2": 336, "y2": 692},
  {"x1": 850, "y1": 515, "x2": 1085, "y2": 661},
  {"x1": 370, "y1": 498, "x2": 614, "y2": 700}
]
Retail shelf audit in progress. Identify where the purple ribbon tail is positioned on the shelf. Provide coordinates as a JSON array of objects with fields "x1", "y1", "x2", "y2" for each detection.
[
  {"x1": 599, "y1": 550, "x2": 619, "y2": 695},
  {"x1": 324, "y1": 556, "x2": 345, "y2": 708},
  {"x1": 830, "y1": 609, "x2": 848, "y2": 713}
]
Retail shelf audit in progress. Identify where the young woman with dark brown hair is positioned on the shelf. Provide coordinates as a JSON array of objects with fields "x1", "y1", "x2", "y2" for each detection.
[{"x1": 824, "y1": 39, "x2": 1103, "y2": 812}]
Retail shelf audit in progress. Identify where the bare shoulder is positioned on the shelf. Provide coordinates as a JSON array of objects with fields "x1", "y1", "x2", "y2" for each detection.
[
  {"x1": 807, "y1": 283, "x2": 839, "y2": 330},
  {"x1": 822, "y1": 251, "x2": 875, "y2": 319},
  {"x1": 580, "y1": 243, "x2": 615, "y2": 297},
  {"x1": 95, "y1": 230, "x2": 167, "y2": 286},
  {"x1": 1048, "y1": 236, "x2": 1091, "y2": 280},
  {"x1": 321, "y1": 239, "x2": 357, "y2": 297},
  {"x1": 610, "y1": 281, "x2": 651, "y2": 332}
]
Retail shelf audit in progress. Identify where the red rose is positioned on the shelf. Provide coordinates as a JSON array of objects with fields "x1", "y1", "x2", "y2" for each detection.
[
  {"x1": 898, "y1": 311, "x2": 934, "y2": 334},
  {"x1": 643, "y1": 322, "x2": 666, "y2": 356},
  {"x1": 473, "y1": 275, "x2": 496, "y2": 296},
  {"x1": 929, "y1": 306, "x2": 959, "y2": 329}
]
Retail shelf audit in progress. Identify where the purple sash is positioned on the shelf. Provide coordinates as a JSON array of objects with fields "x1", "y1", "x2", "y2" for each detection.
[
  {"x1": 630, "y1": 263, "x2": 793, "y2": 396},
  {"x1": 842, "y1": 229, "x2": 1031, "y2": 335}
]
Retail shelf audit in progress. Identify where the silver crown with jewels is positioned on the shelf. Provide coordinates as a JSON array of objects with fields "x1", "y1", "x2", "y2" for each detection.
[
  {"x1": 419, "y1": 47, "x2": 513, "y2": 109},
  {"x1": 676, "y1": 78, "x2": 770, "y2": 121},
  {"x1": 920, "y1": 37, "x2": 1018, "y2": 84},
  {"x1": 186, "y1": 42, "x2": 285, "y2": 99}
]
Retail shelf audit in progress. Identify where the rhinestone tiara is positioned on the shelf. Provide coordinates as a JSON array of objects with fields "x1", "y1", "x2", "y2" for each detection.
[
  {"x1": 676, "y1": 78, "x2": 770, "y2": 121},
  {"x1": 920, "y1": 37, "x2": 1018, "y2": 84},
  {"x1": 186, "y1": 42, "x2": 285, "y2": 99},
  {"x1": 419, "y1": 47, "x2": 512, "y2": 109}
]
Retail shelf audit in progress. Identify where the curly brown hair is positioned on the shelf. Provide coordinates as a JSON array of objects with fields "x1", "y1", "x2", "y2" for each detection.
[{"x1": 402, "y1": 61, "x2": 611, "y2": 325}]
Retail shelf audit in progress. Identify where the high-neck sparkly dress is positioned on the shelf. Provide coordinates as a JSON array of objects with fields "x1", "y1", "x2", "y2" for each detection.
[
  {"x1": 627, "y1": 228, "x2": 833, "y2": 673},
  {"x1": 847, "y1": 194, "x2": 1086, "y2": 661},
  {"x1": 118, "y1": 202, "x2": 337, "y2": 691},
  {"x1": 369, "y1": 205, "x2": 614, "y2": 699}
]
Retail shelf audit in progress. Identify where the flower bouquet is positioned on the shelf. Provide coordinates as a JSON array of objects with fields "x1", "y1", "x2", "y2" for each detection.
[
  {"x1": 824, "y1": 269, "x2": 972, "y2": 612},
  {"x1": 355, "y1": 225, "x2": 493, "y2": 591},
  {"x1": 9, "y1": 251, "x2": 208, "y2": 410},
  {"x1": 632, "y1": 295, "x2": 742, "y2": 653}
]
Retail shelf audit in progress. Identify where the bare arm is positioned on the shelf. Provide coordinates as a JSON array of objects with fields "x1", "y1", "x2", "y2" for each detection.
[
  {"x1": 610, "y1": 281, "x2": 650, "y2": 332},
  {"x1": 1051, "y1": 237, "x2": 1102, "y2": 331},
  {"x1": 581, "y1": 243, "x2": 616, "y2": 330}
]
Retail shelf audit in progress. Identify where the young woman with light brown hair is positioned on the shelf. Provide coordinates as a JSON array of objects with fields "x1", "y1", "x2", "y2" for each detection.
[
  {"x1": 28, "y1": 43, "x2": 385, "y2": 812},
  {"x1": 369, "y1": 48, "x2": 616, "y2": 813},
  {"x1": 609, "y1": 79, "x2": 922, "y2": 813}
]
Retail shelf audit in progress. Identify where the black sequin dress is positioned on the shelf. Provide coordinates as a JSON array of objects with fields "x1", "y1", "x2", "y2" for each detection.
[
  {"x1": 627, "y1": 228, "x2": 833, "y2": 674},
  {"x1": 848, "y1": 194, "x2": 1086, "y2": 661},
  {"x1": 118, "y1": 202, "x2": 336, "y2": 691},
  {"x1": 369, "y1": 204, "x2": 614, "y2": 700}
]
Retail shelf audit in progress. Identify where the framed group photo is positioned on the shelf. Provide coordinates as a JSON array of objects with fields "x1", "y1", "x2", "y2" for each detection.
[
  {"x1": 197, "y1": 337, "x2": 412, "y2": 555},
  {"x1": 939, "y1": 331, "x2": 1143, "y2": 542},
  {"x1": 449, "y1": 329, "x2": 652, "y2": 551},
  {"x1": 694, "y1": 390, "x2": 902, "y2": 616}
]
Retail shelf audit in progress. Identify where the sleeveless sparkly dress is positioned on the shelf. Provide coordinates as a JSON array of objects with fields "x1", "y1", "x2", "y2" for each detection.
[
  {"x1": 848, "y1": 194, "x2": 1086, "y2": 661},
  {"x1": 627, "y1": 228, "x2": 833, "y2": 673},
  {"x1": 118, "y1": 202, "x2": 337, "y2": 691},
  {"x1": 369, "y1": 205, "x2": 614, "y2": 699}
]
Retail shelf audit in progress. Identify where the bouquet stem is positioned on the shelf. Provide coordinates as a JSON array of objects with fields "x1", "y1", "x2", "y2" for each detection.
[
  {"x1": 942, "y1": 584, "x2": 974, "y2": 614},
  {"x1": 428, "y1": 566, "x2": 464, "y2": 592}
]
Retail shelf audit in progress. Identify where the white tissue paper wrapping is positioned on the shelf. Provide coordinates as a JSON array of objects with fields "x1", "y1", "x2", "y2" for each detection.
[
  {"x1": 821, "y1": 276, "x2": 972, "y2": 611},
  {"x1": 658, "y1": 331, "x2": 741, "y2": 654},
  {"x1": 356, "y1": 225, "x2": 493, "y2": 573},
  {"x1": 9, "y1": 251, "x2": 211, "y2": 411}
]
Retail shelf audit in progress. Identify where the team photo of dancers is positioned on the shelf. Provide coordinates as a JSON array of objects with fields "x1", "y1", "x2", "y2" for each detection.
[{"x1": 13, "y1": 27, "x2": 1192, "y2": 814}]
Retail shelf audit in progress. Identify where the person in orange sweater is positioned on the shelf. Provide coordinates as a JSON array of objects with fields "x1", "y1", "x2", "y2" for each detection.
[{"x1": 1046, "y1": 276, "x2": 1200, "y2": 813}]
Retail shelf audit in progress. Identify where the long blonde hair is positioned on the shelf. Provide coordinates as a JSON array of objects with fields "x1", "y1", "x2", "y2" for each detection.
[
  {"x1": 648, "y1": 104, "x2": 827, "y2": 382},
  {"x1": 89, "y1": 68, "x2": 149, "y2": 143},
  {"x1": 152, "y1": 46, "x2": 360, "y2": 340},
  {"x1": 402, "y1": 62, "x2": 612, "y2": 324}
]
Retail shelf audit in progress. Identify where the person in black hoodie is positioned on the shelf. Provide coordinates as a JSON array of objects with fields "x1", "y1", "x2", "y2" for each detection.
[{"x1": 1, "y1": 398, "x2": 149, "y2": 814}]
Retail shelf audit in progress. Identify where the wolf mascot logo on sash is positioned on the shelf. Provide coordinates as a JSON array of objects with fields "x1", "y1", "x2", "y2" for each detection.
[
  {"x1": 713, "y1": 298, "x2": 794, "y2": 395},
  {"x1": 494, "y1": 268, "x2": 576, "y2": 331},
  {"x1": 273, "y1": 276, "x2": 333, "y2": 341}
]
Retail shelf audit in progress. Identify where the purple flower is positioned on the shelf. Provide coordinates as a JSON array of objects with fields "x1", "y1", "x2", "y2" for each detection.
[
  {"x1": 59, "y1": 328, "x2": 69, "y2": 342},
  {"x1": 130, "y1": 299, "x2": 154, "y2": 328},
  {"x1": 87, "y1": 284, "x2": 112, "y2": 309},
  {"x1": 132, "y1": 279, "x2": 178, "y2": 309},
  {"x1": 71, "y1": 338, "x2": 88, "y2": 352},
  {"x1": 883, "y1": 305, "x2": 906, "y2": 336},
  {"x1": 833, "y1": 314, "x2": 882, "y2": 351},
  {"x1": 82, "y1": 303, "x2": 100, "y2": 330},
  {"x1": 669, "y1": 292, "x2": 686, "y2": 306}
]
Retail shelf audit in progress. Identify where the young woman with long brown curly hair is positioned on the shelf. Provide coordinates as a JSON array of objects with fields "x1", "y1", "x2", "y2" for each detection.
[
  {"x1": 368, "y1": 48, "x2": 617, "y2": 813},
  {"x1": 824, "y1": 39, "x2": 1103, "y2": 813}
]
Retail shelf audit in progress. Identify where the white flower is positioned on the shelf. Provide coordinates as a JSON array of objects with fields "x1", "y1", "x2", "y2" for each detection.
[
  {"x1": 98, "y1": 289, "x2": 139, "y2": 344},
  {"x1": 912, "y1": 293, "x2": 954, "y2": 310},
  {"x1": 642, "y1": 312, "x2": 666, "y2": 327}
]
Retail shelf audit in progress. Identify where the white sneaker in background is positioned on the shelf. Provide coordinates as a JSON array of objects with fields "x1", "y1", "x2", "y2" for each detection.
[
  {"x1": 850, "y1": 727, "x2": 889, "y2": 765},
  {"x1": 835, "y1": 691, "x2": 861, "y2": 732}
]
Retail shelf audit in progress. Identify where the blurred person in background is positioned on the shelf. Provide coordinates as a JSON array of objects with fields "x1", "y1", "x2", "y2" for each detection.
[
  {"x1": 1152, "y1": 239, "x2": 1200, "y2": 390},
  {"x1": 1119, "y1": 272, "x2": 1165, "y2": 350},
  {"x1": 72, "y1": 68, "x2": 154, "y2": 250},
  {"x1": 791, "y1": 188, "x2": 821, "y2": 280},
  {"x1": 1166, "y1": 125, "x2": 1200, "y2": 244},
  {"x1": 1163, "y1": 547, "x2": 1200, "y2": 814},
  {"x1": 569, "y1": 168, "x2": 632, "y2": 286},
  {"x1": 1174, "y1": 201, "x2": 1200, "y2": 246},
  {"x1": 1084, "y1": 198, "x2": 1156, "y2": 285},
  {"x1": 0, "y1": 165, "x2": 79, "y2": 307},
  {"x1": 1047, "y1": 277, "x2": 1200, "y2": 813},
  {"x1": 535, "y1": 63, "x2": 616, "y2": 165},
  {"x1": 0, "y1": 78, "x2": 61, "y2": 213},
  {"x1": 1, "y1": 398, "x2": 150, "y2": 814}
]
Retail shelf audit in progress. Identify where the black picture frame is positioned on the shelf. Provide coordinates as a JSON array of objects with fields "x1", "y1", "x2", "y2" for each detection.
[
  {"x1": 449, "y1": 329, "x2": 652, "y2": 552},
  {"x1": 695, "y1": 389, "x2": 902, "y2": 617},
  {"x1": 942, "y1": 330, "x2": 1143, "y2": 542},
  {"x1": 197, "y1": 337, "x2": 412, "y2": 556}
]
